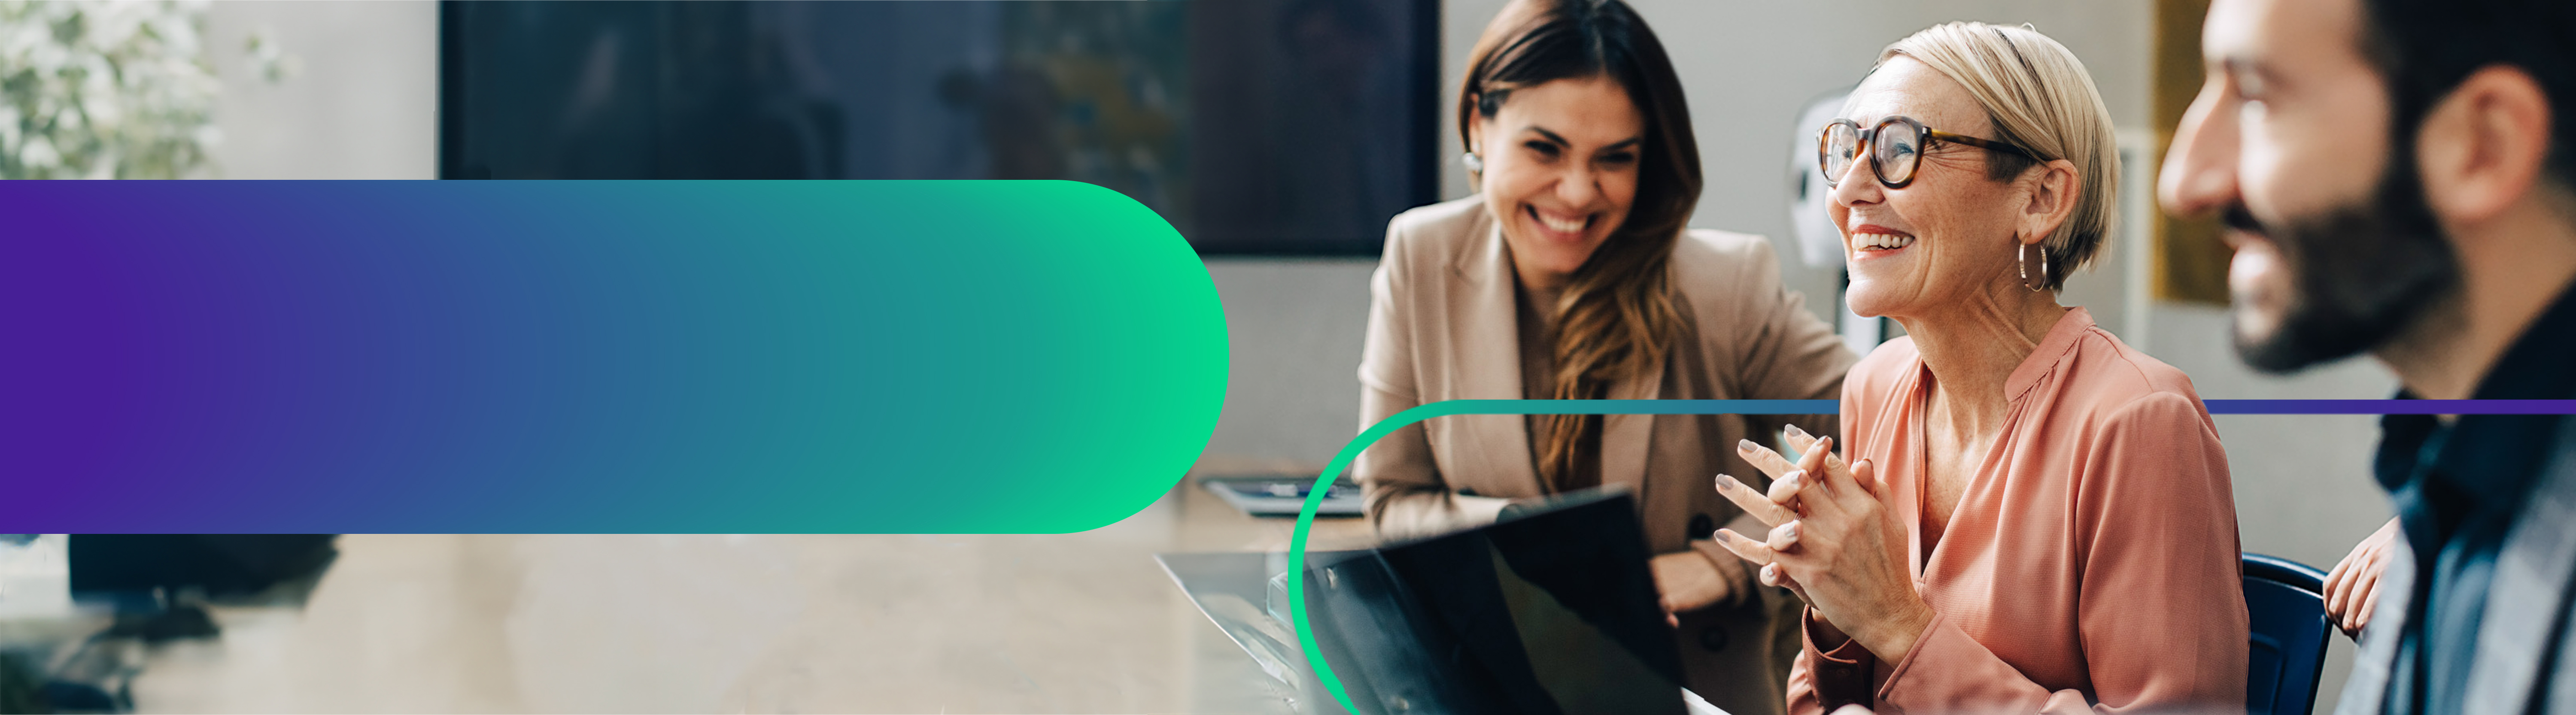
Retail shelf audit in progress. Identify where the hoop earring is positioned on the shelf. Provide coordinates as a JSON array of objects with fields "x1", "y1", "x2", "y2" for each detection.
[
  {"x1": 2018, "y1": 242, "x2": 2050, "y2": 292},
  {"x1": 1461, "y1": 151, "x2": 1483, "y2": 174}
]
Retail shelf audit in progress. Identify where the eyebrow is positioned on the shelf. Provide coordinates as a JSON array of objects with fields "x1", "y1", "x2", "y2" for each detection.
[{"x1": 1524, "y1": 126, "x2": 1643, "y2": 151}]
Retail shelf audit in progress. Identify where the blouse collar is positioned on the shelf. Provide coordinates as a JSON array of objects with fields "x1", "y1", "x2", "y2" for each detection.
[{"x1": 2002, "y1": 306, "x2": 2094, "y2": 404}]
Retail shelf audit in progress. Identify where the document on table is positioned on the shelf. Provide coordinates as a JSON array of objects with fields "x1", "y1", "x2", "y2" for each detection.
[{"x1": 1684, "y1": 688, "x2": 1731, "y2": 715}]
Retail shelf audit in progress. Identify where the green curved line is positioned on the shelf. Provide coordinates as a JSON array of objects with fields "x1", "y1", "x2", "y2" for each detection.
[{"x1": 1286, "y1": 398, "x2": 1835, "y2": 713}]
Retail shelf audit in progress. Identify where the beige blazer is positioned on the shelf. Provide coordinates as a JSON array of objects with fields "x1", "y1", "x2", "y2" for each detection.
[{"x1": 1355, "y1": 195, "x2": 1854, "y2": 715}]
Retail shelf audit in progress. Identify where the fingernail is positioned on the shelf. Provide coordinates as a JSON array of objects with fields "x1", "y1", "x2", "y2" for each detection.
[
  {"x1": 1782, "y1": 523, "x2": 1800, "y2": 541},
  {"x1": 1738, "y1": 439, "x2": 1758, "y2": 452},
  {"x1": 1782, "y1": 469, "x2": 1806, "y2": 487},
  {"x1": 1717, "y1": 474, "x2": 1739, "y2": 490},
  {"x1": 1786, "y1": 424, "x2": 1810, "y2": 439}
]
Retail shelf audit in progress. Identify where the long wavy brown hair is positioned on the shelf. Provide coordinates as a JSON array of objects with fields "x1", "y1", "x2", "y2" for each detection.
[{"x1": 1460, "y1": 0, "x2": 1700, "y2": 490}]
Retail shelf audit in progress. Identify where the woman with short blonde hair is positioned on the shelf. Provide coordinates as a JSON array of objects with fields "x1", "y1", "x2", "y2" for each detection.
[
  {"x1": 1884, "y1": 22, "x2": 2120, "y2": 290},
  {"x1": 1711, "y1": 21, "x2": 2248, "y2": 714}
]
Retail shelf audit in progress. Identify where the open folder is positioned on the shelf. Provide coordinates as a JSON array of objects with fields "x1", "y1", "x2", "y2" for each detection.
[{"x1": 1161, "y1": 488, "x2": 1691, "y2": 715}]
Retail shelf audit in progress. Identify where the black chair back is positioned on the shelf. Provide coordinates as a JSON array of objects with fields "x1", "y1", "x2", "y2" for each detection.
[{"x1": 2244, "y1": 553, "x2": 2333, "y2": 715}]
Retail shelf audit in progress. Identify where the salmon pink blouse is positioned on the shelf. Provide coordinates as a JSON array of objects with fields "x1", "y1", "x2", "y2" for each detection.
[{"x1": 1788, "y1": 308, "x2": 2249, "y2": 714}]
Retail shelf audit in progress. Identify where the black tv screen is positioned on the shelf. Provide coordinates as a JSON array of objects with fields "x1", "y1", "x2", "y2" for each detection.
[{"x1": 439, "y1": 0, "x2": 1440, "y2": 255}]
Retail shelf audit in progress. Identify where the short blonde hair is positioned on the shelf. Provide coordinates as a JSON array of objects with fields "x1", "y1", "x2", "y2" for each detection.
[{"x1": 1879, "y1": 22, "x2": 2117, "y2": 290}]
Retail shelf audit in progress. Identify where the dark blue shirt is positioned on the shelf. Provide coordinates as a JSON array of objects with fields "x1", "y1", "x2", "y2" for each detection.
[{"x1": 2379, "y1": 285, "x2": 2576, "y2": 715}]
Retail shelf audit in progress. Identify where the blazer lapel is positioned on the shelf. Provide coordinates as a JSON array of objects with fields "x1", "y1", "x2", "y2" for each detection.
[
  {"x1": 1445, "y1": 215, "x2": 1545, "y2": 497},
  {"x1": 1598, "y1": 350, "x2": 1665, "y2": 500},
  {"x1": 2462, "y1": 417, "x2": 2576, "y2": 715}
]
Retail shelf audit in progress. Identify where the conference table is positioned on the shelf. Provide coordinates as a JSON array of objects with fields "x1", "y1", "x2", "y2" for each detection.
[{"x1": 0, "y1": 455, "x2": 1374, "y2": 714}]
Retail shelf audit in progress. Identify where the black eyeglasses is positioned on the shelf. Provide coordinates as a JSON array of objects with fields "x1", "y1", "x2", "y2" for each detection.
[{"x1": 1819, "y1": 115, "x2": 2041, "y2": 189}]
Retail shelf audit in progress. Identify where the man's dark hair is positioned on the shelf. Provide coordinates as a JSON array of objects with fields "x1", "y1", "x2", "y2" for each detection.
[{"x1": 2363, "y1": 0, "x2": 2576, "y2": 188}]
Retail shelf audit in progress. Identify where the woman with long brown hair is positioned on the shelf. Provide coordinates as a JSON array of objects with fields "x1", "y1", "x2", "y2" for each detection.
[{"x1": 1352, "y1": 1, "x2": 1852, "y2": 712}]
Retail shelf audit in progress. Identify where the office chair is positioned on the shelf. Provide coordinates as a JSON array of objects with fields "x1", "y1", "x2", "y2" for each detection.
[{"x1": 2244, "y1": 553, "x2": 2333, "y2": 715}]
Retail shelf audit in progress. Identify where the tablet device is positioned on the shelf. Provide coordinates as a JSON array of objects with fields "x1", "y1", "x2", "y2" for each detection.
[{"x1": 1301, "y1": 487, "x2": 1686, "y2": 715}]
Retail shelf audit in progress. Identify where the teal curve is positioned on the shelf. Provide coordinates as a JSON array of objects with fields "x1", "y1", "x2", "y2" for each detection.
[{"x1": 1280, "y1": 397, "x2": 2576, "y2": 713}]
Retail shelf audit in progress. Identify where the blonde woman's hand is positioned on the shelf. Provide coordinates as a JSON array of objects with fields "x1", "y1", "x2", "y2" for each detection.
[
  {"x1": 2324, "y1": 517, "x2": 2401, "y2": 637},
  {"x1": 1709, "y1": 436, "x2": 1814, "y2": 604},
  {"x1": 1712, "y1": 426, "x2": 1934, "y2": 660}
]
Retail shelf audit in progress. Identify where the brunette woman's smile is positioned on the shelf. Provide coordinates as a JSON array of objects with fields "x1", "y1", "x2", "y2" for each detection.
[{"x1": 1525, "y1": 204, "x2": 1598, "y2": 244}]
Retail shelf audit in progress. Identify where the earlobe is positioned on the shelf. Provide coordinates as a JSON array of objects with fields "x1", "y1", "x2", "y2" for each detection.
[
  {"x1": 1465, "y1": 118, "x2": 1488, "y2": 188},
  {"x1": 1466, "y1": 110, "x2": 1491, "y2": 157}
]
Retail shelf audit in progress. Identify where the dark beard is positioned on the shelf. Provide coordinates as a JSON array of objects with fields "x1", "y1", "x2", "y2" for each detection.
[{"x1": 2229, "y1": 152, "x2": 2462, "y2": 374}]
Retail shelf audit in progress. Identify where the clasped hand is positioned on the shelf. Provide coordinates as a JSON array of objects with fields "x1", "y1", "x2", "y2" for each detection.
[{"x1": 1710, "y1": 425, "x2": 1934, "y2": 660}]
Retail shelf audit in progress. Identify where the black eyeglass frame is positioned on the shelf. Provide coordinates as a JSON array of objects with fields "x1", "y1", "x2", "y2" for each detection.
[{"x1": 1817, "y1": 115, "x2": 2042, "y2": 189}]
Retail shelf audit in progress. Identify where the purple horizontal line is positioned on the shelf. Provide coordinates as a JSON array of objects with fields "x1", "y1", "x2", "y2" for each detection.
[{"x1": 2205, "y1": 399, "x2": 2576, "y2": 415}]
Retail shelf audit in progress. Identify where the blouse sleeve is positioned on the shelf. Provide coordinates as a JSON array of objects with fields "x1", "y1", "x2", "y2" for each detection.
[
  {"x1": 1868, "y1": 391, "x2": 2249, "y2": 714},
  {"x1": 1789, "y1": 607, "x2": 1882, "y2": 714}
]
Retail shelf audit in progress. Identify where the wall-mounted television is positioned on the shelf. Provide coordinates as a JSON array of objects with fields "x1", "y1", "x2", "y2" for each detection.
[{"x1": 439, "y1": 0, "x2": 1441, "y2": 255}]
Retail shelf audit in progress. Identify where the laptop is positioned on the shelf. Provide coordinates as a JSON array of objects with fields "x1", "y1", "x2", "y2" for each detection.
[
  {"x1": 1162, "y1": 487, "x2": 1687, "y2": 715},
  {"x1": 1200, "y1": 473, "x2": 1365, "y2": 517}
]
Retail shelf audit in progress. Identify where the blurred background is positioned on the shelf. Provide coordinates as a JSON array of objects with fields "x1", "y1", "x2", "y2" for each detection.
[{"x1": 0, "y1": 0, "x2": 2392, "y2": 712}]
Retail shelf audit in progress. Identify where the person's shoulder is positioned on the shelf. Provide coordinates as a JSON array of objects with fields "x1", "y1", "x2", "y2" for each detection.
[
  {"x1": 1668, "y1": 228, "x2": 1783, "y2": 285},
  {"x1": 2062, "y1": 326, "x2": 2205, "y2": 409},
  {"x1": 2050, "y1": 327, "x2": 2220, "y2": 445},
  {"x1": 1668, "y1": 229, "x2": 1796, "y2": 330},
  {"x1": 1375, "y1": 196, "x2": 1487, "y2": 297},
  {"x1": 1385, "y1": 196, "x2": 1487, "y2": 253}
]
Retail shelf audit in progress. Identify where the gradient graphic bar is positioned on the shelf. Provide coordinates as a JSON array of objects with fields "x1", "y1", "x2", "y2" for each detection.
[
  {"x1": 0, "y1": 181, "x2": 1228, "y2": 533},
  {"x1": 2205, "y1": 399, "x2": 2576, "y2": 414},
  {"x1": 1288, "y1": 398, "x2": 2576, "y2": 713}
]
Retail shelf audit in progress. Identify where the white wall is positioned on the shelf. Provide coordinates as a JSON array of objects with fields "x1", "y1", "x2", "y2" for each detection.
[
  {"x1": 1201, "y1": 258, "x2": 1379, "y2": 464},
  {"x1": 204, "y1": 1, "x2": 437, "y2": 179}
]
